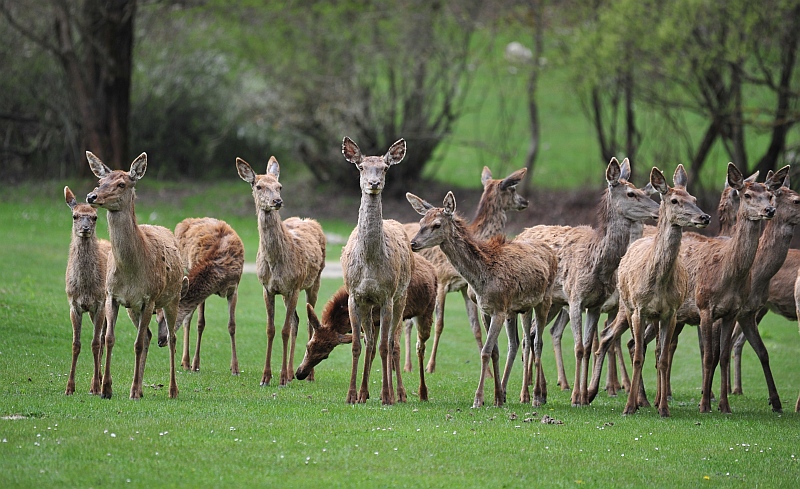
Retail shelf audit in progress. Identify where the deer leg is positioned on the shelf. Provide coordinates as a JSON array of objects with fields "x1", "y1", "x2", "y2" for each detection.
[
  {"x1": 416, "y1": 315, "x2": 432, "y2": 401},
  {"x1": 361, "y1": 320, "x2": 377, "y2": 402},
  {"x1": 403, "y1": 319, "x2": 414, "y2": 372},
  {"x1": 501, "y1": 314, "x2": 520, "y2": 406},
  {"x1": 568, "y1": 303, "x2": 586, "y2": 407},
  {"x1": 100, "y1": 298, "x2": 120, "y2": 399},
  {"x1": 65, "y1": 306, "x2": 82, "y2": 396},
  {"x1": 737, "y1": 312, "x2": 781, "y2": 412},
  {"x1": 532, "y1": 301, "x2": 549, "y2": 406},
  {"x1": 550, "y1": 307, "x2": 571, "y2": 390},
  {"x1": 698, "y1": 312, "x2": 715, "y2": 413},
  {"x1": 378, "y1": 301, "x2": 397, "y2": 405},
  {"x1": 89, "y1": 306, "x2": 105, "y2": 395},
  {"x1": 519, "y1": 310, "x2": 533, "y2": 405},
  {"x1": 227, "y1": 289, "x2": 240, "y2": 375},
  {"x1": 425, "y1": 284, "x2": 448, "y2": 374},
  {"x1": 731, "y1": 324, "x2": 745, "y2": 395},
  {"x1": 130, "y1": 302, "x2": 155, "y2": 400},
  {"x1": 181, "y1": 308, "x2": 195, "y2": 370},
  {"x1": 346, "y1": 296, "x2": 364, "y2": 404},
  {"x1": 392, "y1": 296, "x2": 407, "y2": 403},
  {"x1": 280, "y1": 292, "x2": 300, "y2": 386},
  {"x1": 665, "y1": 322, "x2": 684, "y2": 401},
  {"x1": 615, "y1": 335, "x2": 632, "y2": 392},
  {"x1": 303, "y1": 279, "x2": 321, "y2": 382},
  {"x1": 579, "y1": 308, "x2": 601, "y2": 406},
  {"x1": 259, "y1": 291, "x2": 276, "y2": 385},
  {"x1": 190, "y1": 302, "x2": 206, "y2": 371},
  {"x1": 162, "y1": 301, "x2": 180, "y2": 399},
  {"x1": 475, "y1": 313, "x2": 505, "y2": 408},
  {"x1": 717, "y1": 317, "x2": 736, "y2": 414},
  {"x1": 624, "y1": 310, "x2": 644, "y2": 416},
  {"x1": 588, "y1": 310, "x2": 629, "y2": 403},
  {"x1": 656, "y1": 315, "x2": 677, "y2": 417}
]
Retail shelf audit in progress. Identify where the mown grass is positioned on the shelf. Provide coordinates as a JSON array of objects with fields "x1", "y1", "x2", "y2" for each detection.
[{"x1": 1, "y1": 183, "x2": 800, "y2": 488}]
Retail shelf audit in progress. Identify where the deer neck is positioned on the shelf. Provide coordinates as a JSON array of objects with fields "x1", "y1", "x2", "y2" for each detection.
[
  {"x1": 69, "y1": 235, "x2": 102, "y2": 283},
  {"x1": 356, "y1": 193, "x2": 387, "y2": 259},
  {"x1": 438, "y1": 220, "x2": 489, "y2": 295},
  {"x1": 593, "y1": 199, "x2": 633, "y2": 281},
  {"x1": 651, "y1": 210, "x2": 683, "y2": 284},
  {"x1": 724, "y1": 212, "x2": 763, "y2": 284},
  {"x1": 106, "y1": 204, "x2": 146, "y2": 272},
  {"x1": 257, "y1": 208, "x2": 291, "y2": 265},
  {"x1": 468, "y1": 199, "x2": 506, "y2": 240},
  {"x1": 750, "y1": 217, "x2": 796, "y2": 290}
]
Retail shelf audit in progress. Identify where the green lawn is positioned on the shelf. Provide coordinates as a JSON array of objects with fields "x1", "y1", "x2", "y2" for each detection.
[{"x1": 1, "y1": 183, "x2": 800, "y2": 488}]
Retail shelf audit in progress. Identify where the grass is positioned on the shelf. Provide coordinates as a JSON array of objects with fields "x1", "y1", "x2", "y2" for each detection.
[{"x1": 2, "y1": 182, "x2": 800, "y2": 488}]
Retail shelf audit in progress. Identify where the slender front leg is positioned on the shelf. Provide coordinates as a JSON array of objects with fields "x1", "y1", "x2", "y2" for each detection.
[
  {"x1": 737, "y1": 313, "x2": 781, "y2": 412},
  {"x1": 379, "y1": 302, "x2": 397, "y2": 405},
  {"x1": 415, "y1": 316, "x2": 431, "y2": 401},
  {"x1": 65, "y1": 306, "x2": 82, "y2": 395},
  {"x1": 227, "y1": 289, "x2": 240, "y2": 375},
  {"x1": 280, "y1": 292, "x2": 300, "y2": 386},
  {"x1": 403, "y1": 319, "x2": 414, "y2": 372},
  {"x1": 717, "y1": 317, "x2": 736, "y2": 414},
  {"x1": 101, "y1": 298, "x2": 120, "y2": 399},
  {"x1": 624, "y1": 310, "x2": 644, "y2": 415},
  {"x1": 698, "y1": 311, "x2": 715, "y2": 413},
  {"x1": 655, "y1": 315, "x2": 677, "y2": 417},
  {"x1": 518, "y1": 311, "x2": 533, "y2": 404},
  {"x1": 550, "y1": 308, "x2": 571, "y2": 390},
  {"x1": 130, "y1": 302, "x2": 156, "y2": 400},
  {"x1": 475, "y1": 313, "x2": 505, "y2": 408},
  {"x1": 304, "y1": 278, "x2": 321, "y2": 382},
  {"x1": 568, "y1": 303, "x2": 585, "y2": 406},
  {"x1": 425, "y1": 284, "x2": 448, "y2": 374},
  {"x1": 500, "y1": 314, "x2": 520, "y2": 404},
  {"x1": 181, "y1": 309, "x2": 195, "y2": 370},
  {"x1": 579, "y1": 307, "x2": 602, "y2": 405},
  {"x1": 588, "y1": 311, "x2": 629, "y2": 403},
  {"x1": 191, "y1": 301, "x2": 206, "y2": 371},
  {"x1": 89, "y1": 307, "x2": 105, "y2": 395},
  {"x1": 162, "y1": 302, "x2": 180, "y2": 399},
  {"x1": 261, "y1": 290, "x2": 276, "y2": 386},
  {"x1": 532, "y1": 301, "x2": 549, "y2": 406},
  {"x1": 346, "y1": 296, "x2": 363, "y2": 404}
]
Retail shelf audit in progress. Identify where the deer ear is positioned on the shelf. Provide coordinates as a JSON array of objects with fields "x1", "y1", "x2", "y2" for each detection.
[
  {"x1": 342, "y1": 137, "x2": 363, "y2": 165},
  {"x1": 619, "y1": 158, "x2": 631, "y2": 181},
  {"x1": 307, "y1": 303, "x2": 321, "y2": 333},
  {"x1": 236, "y1": 157, "x2": 256, "y2": 185},
  {"x1": 266, "y1": 156, "x2": 280, "y2": 180},
  {"x1": 727, "y1": 162, "x2": 745, "y2": 191},
  {"x1": 650, "y1": 167, "x2": 669, "y2": 195},
  {"x1": 745, "y1": 170, "x2": 760, "y2": 184},
  {"x1": 606, "y1": 157, "x2": 621, "y2": 186},
  {"x1": 64, "y1": 186, "x2": 78, "y2": 209},
  {"x1": 86, "y1": 151, "x2": 112, "y2": 178},
  {"x1": 406, "y1": 192, "x2": 433, "y2": 215},
  {"x1": 129, "y1": 153, "x2": 147, "y2": 181},
  {"x1": 443, "y1": 191, "x2": 457, "y2": 215},
  {"x1": 766, "y1": 165, "x2": 790, "y2": 191},
  {"x1": 641, "y1": 182, "x2": 657, "y2": 196},
  {"x1": 673, "y1": 164, "x2": 688, "y2": 189},
  {"x1": 384, "y1": 139, "x2": 406, "y2": 166},
  {"x1": 501, "y1": 168, "x2": 527, "y2": 190},
  {"x1": 481, "y1": 166, "x2": 493, "y2": 187}
]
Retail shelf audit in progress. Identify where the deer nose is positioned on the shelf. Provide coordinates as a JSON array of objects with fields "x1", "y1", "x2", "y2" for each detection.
[
  {"x1": 766, "y1": 206, "x2": 776, "y2": 218},
  {"x1": 273, "y1": 199, "x2": 283, "y2": 209},
  {"x1": 700, "y1": 214, "x2": 711, "y2": 225},
  {"x1": 87, "y1": 193, "x2": 97, "y2": 204},
  {"x1": 369, "y1": 181, "x2": 381, "y2": 190}
]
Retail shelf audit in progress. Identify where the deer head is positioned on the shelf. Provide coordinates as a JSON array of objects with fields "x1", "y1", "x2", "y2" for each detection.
[
  {"x1": 481, "y1": 166, "x2": 529, "y2": 212},
  {"x1": 764, "y1": 166, "x2": 799, "y2": 225},
  {"x1": 86, "y1": 152, "x2": 147, "y2": 211},
  {"x1": 65, "y1": 186, "x2": 100, "y2": 239},
  {"x1": 295, "y1": 303, "x2": 352, "y2": 380},
  {"x1": 236, "y1": 156, "x2": 284, "y2": 212},
  {"x1": 728, "y1": 163, "x2": 777, "y2": 221},
  {"x1": 606, "y1": 157, "x2": 660, "y2": 222},
  {"x1": 342, "y1": 137, "x2": 406, "y2": 195},
  {"x1": 406, "y1": 191, "x2": 456, "y2": 252},
  {"x1": 650, "y1": 165, "x2": 710, "y2": 228}
]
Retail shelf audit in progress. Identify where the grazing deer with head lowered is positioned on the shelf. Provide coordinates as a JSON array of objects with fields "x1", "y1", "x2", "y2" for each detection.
[
  {"x1": 86, "y1": 152, "x2": 187, "y2": 399},
  {"x1": 64, "y1": 186, "x2": 111, "y2": 395},
  {"x1": 587, "y1": 165, "x2": 710, "y2": 416},
  {"x1": 515, "y1": 157, "x2": 659, "y2": 406},
  {"x1": 297, "y1": 253, "x2": 436, "y2": 400},
  {"x1": 155, "y1": 217, "x2": 245, "y2": 375},
  {"x1": 407, "y1": 191, "x2": 556, "y2": 408},
  {"x1": 341, "y1": 137, "x2": 413, "y2": 405},
  {"x1": 403, "y1": 166, "x2": 529, "y2": 374},
  {"x1": 237, "y1": 156, "x2": 326, "y2": 386}
]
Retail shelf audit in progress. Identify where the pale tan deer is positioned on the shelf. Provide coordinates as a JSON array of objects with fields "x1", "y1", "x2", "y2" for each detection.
[
  {"x1": 340, "y1": 137, "x2": 413, "y2": 405},
  {"x1": 237, "y1": 156, "x2": 326, "y2": 386},
  {"x1": 407, "y1": 191, "x2": 556, "y2": 408},
  {"x1": 516, "y1": 157, "x2": 659, "y2": 406},
  {"x1": 86, "y1": 152, "x2": 187, "y2": 399},
  {"x1": 403, "y1": 166, "x2": 529, "y2": 374},
  {"x1": 587, "y1": 165, "x2": 710, "y2": 416},
  {"x1": 155, "y1": 217, "x2": 245, "y2": 375},
  {"x1": 64, "y1": 186, "x2": 111, "y2": 395}
]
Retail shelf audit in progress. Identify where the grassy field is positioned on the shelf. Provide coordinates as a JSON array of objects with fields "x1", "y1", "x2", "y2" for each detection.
[{"x1": 1, "y1": 181, "x2": 800, "y2": 488}]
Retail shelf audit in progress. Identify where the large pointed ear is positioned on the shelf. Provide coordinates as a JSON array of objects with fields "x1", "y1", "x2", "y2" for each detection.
[
  {"x1": 384, "y1": 138, "x2": 406, "y2": 166},
  {"x1": 745, "y1": 170, "x2": 759, "y2": 183},
  {"x1": 443, "y1": 191, "x2": 457, "y2": 215},
  {"x1": 727, "y1": 162, "x2": 744, "y2": 191},
  {"x1": 642, "y1": 182, "x2": 657, "y2": 196},
  {"x1": 128, "y1": 153, "x2": 147, "y2": 182},
  {"x1": 500, "y1": 168, "x2": 527, "y2": 190},
  {"x1": 342, "y1": 137, "x2": 362, "y2": 165},
  {"x1": 266, "y1": 156, "x2": 280, "y2": 179},
  {"x1": 236, "y1": 157, "x2": 256, "y2": 185},
  {"x1": 306, "y1": 303, "x2": 321, "y2": 334},
  {"x1": 64, "y1": 186, "x2": 77, "y2": 210},
  {"x1": 606, "y1": 157, "x2": 621, "y2": 186},
  {"x1": 650, "y1": 167, "x2": 669, "y2": 195},
  {"x1": 481, "y1": 166, "x2": 493, "y2": 187},
  {"x1": 86, "y1": 151, "x2": 112, "y2": 178},
  {"x1": 406, "y1": 192, "x2": 433, "y2": 215},
  {"x1": 767, "y1": 165, "x2": 790, "y2": 191},
  {"x1": 619, "y1": 158, "x2": 631, "y2": 181},
  {"x1": 673, "y1": 164, "x2": 688, "y2": 189}
]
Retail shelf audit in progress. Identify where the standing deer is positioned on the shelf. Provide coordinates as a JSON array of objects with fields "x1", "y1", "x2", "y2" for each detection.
[
  {"x1": 64, "y1": 186, "x2": 111, "y2": 395},
  {"x1": 155, "y1": 217, "x2": 245, "y2": 375},
  {"x1": 86, "y1": 152, "x2": 186, "y2": 399},
  {"x1": 515, "y1": 158, "x2": 659, "y2": 406},
  {"x1": 794, "y1": 269, "x2": 800, "y2": 412},
  {"x1": 407, "y1": 191, "x2": 556, "y2": 408},
  {"x1": 237, "y1": 156, "x2": 326, "y2": 386},
  {"x1": 340, "y1": 137, "x2": 413, "y2": 405},
  {"x1": 403, "y1": 166, "x2": 529, "y2": 374},
  {"x1": 587, "y1": 165, "x2": 710, "y2": 416}
]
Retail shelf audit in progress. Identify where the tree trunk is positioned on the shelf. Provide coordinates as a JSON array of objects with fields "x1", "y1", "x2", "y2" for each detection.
[{"x1": 521, "y1": 0, "x2": 544, "y2": 195}]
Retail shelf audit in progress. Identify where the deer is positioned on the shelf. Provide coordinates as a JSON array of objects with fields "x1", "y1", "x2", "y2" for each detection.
[
  {"x1": 237, "y1": 156, "x2": 326, "y2": 386},
  {"x1": 403, "y1": 166, "x2": 529, "y2": 374},
  {"x1": 407, "y1": 191, "x2": 556, "y2": 408},
  {"x1": 64, "y1": 186, "x2": 111, "y2": 396},
  {"x1": 515, "y1": 157, "x2": 660, "y2": 406},
  {"x1": 154, "y1": 217, "x2": 245, "y2": 375},
  {"x1": 340, "y1": 137, "x2": 414, "y2": 405},
  {"x1": 296, "y1": 253, "x2": 436, "y2": 400},
  {"x1": 586, "y1": 165, "x2": 710, "y2": 416},
  {"x1": 86, "y1": 152, "x2": 187, "y2": 400},
  {"x1": 794, "y1": 269, "x2": 800, "y2": 412}
]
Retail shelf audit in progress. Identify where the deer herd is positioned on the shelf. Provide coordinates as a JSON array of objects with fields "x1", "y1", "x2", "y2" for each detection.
[{"x1": 62, "y1": 137, "x2": 800, "y2": 417}]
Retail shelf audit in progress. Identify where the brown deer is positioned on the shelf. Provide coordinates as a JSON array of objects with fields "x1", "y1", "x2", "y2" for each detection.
[
  {"x1": 155, "y1": 217, "x2": 245, "y2": 375},
  {"x1": 64, "y1": 186, "x2": 111, "y2": 395},
  {"x1": 296, "y1": 253, "x2": 436, "y2": 399},
  {"x1": 516, "y1": 157, "x2": 659, "y2": 406},
  {"x1": 86, "y1": 152, "x2": 187, "y2": 399},
  {"x1": 407, "y1": 191, "x2": 556, "y2": 408},
  {"x1": 403, "y1": 166, "x2": 529, "y2": 374},
  {"x1": 794, "y1": 269, "x2": 800, "y2": 412},
  {"x1": 237, "y1": 156, "x2": 326, "y2": 386},
  {"x1": 340, "y1": 137, "x2": 413, "y2": 405},
  {"x1": 587, "y1": 165, "x2": 710, "y2": 416}
]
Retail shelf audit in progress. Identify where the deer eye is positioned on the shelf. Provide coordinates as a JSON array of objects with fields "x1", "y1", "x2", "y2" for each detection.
[
  {"x1": 255, "y1": 185, "x2": 262, "y2": 190},
  {"x1": 431, "y1": 222, "x2": 441, "y2": 230},
  {"x1": 744, "y1": 193, "x2": 751, "y2": 199},
  {"x1": 627, "y1": 191, "x2": 635, "y2": 198},
  {"x1": 73, "y1": 215, "x2": 78, "y2": 220},
  {"x1": 671, "y1": 198, "x2": 678, "y2": 204},
  {"x1": 117, "y1": 182, "x2": 125, "y2": 189},
  {"x1": 91, "y1": 216, "x2": 97, "y2": 221}
]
